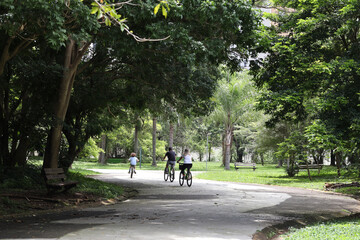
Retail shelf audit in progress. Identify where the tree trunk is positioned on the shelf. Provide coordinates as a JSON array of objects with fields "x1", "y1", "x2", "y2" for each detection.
[
  {"x1": 208, "y1": 144, "x2": 211, "y2": 162},
  {"x1": 233, "y1": 137, "x2": 244, "y2": 162},
  {"x1": 169, "y1": 122, "x2": 174, "y2": 148},
  {"x1": 222, "y1": 133, "x2": 225, "y2": 166},
  {"x1": 152, "y1": 117, "x2": 157, "y2": 167},
  {"x1": 134, "y1": 123, "x2": 139, "y2": 154},
  {"x1": 348, "y1": 154, "x2": 356, "y2": 164},
  {"x1": 98, "y1": 134, "x2": 107, "y2": 164},
  {"x1": 260, "y1": 153, "x2": 264, "y2": 166},
  {"x1": 14, "y1": 137, "x2": 29, "y2": 166},
  {"x1": 43, "y1": 39, "x2": 90, "y2": 169},
  {"x1": 335, "y1": 151, "x2": 342, "y2": 177},
  {"x1": 0, "y1": 66, "x2": 11, "y2": 167},
  {"x1": 224, "y1": 127, "x2": 232, "y2": 170},
  {"x1": 62, "y1": 115, "x2": 88, "y2": 169},
  {"x1": 63, "y1": 136, "x2": 77, "y2": 169},
  {"x1": 305, "y1": 157, "x2": 312, "y2": 181},
  {"x1": 0, "y1": 112, "x2": 10, "y2": 167},
  {"x1": 330, "y1": 149, "x2": 336, "y2": 166}
]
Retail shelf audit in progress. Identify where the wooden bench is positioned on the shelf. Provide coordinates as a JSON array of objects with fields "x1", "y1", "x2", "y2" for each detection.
[
  {"x1": 44, "y1": 168, "x2": 78, "y2": 193},
  {"x1": 297, "y1": 164, "x2": 323, "y2": 174},
  {"x1": 234, "y1": 162, "x2": 256, "y2": 171}
]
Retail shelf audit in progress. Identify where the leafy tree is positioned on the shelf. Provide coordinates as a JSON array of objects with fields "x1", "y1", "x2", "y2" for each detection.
[
  {"x1": 254, "y1": 121, "x2": 291, "y2": 167},
  {"x1": 0, "y1": 0, "x2": 80, "y2": 167},
  {"x1": 211, "y1": 70, "x2": 256, "y2": 170},
  {"x1": 78, "y1": 137, "x2": 104, "y2": 160},
  {"x1": 252, "y1": 0, "x2": 360, "y2": 175}
]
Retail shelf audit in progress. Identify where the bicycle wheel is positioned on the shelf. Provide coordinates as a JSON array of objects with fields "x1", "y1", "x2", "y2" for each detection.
[
  {"x1": 130, "y1": 167, "x2": 134, "y2": 178},
  {"x1": 186, "y1": 171, "x2": 192, "y2": 187},
  {"x1": 164, "y1": 167, "x2": 169, "y2": 181},
  {"x1": 179, "y1": 171, "x2": 184, "y2": 186},
  {"x1": 170, "y1": 167, "x2": 175, "y2": 182}
]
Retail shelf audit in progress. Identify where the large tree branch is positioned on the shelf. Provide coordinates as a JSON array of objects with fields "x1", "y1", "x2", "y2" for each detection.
[{"x1": 9, "y1": 37, "x2": 34, "y2": 59}]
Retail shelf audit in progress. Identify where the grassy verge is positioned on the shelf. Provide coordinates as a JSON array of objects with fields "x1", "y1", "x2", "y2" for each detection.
[
  {"x1": 195, "y1": 164, "x2": 359, "y2": 191},
  {"x1": 67, "y1": 171, "x2": 124, "y2": 199},
  {"x1": 283, "y1": 214, "x2": 360, "y2": 240}
]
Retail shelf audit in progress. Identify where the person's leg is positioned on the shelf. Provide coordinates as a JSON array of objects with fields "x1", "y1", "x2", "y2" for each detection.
[
  {"x1": 180, "y1": 165, "x2": 185, "y2": 175},
  {"x1": 165, "y1": 161, "x2": 169, "y2": 173},
  {"x1": 185, "y1": 164, "x2": 192, "y2": 178},
  {"x1": 134, "y1": 166, "x2": 136, "y2": 174}
]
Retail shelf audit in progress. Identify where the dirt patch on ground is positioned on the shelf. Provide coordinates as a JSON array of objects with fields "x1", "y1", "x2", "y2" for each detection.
[{"x1": 0, "y1": 188, "x2": 138, "y2": 220}]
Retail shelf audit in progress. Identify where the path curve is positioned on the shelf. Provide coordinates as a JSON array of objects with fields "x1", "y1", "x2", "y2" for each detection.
[{"x1": 1, "y1": 169, "x2": 359, "y2": 240}]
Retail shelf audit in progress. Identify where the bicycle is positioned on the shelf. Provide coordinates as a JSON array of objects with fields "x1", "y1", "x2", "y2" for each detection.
[
  {"x1": 164, "y1": 162, "x2": 175, "y2": 182},
  {"x1": 129, "y1": 165, "x2": 136, "y2": 178},
  {"x1": 179, "y1": 163, "x2": 192, "y2": 187}
]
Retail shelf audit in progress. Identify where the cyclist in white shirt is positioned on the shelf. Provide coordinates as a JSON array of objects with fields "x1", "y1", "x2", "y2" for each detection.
[
  {"x1": 128, "y1": 152, "x2": 139, "y2": 174},
  {"x1": 177, "y1": 149, "x2": 192, "y2": 174}
]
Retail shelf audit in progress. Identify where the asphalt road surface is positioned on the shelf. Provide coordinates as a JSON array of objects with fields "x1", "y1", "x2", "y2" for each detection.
[{"x1": 1, "y1": 169, "x2": 359, "y2": 240}]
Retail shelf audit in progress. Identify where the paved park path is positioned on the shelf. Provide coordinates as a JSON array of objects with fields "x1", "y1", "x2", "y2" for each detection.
[{"x1": 1, "y1": 169, "x2": 359, "y2": 240}]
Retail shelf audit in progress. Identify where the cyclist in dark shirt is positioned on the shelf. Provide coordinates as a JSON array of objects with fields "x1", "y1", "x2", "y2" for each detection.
[{"x1": 163, "y1": 147, "x2": 176, "y2": 173}]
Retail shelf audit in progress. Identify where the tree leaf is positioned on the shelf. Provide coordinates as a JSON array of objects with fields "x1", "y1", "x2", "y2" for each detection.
[
  {"x1": 97, "y1": 10, "x2": 103, "y2": 19},
  {"x1": 154, "y1": 4, "x2": 161, "y2": 15},
  {"x1": 162, "y1": 5, "x2": 167, "y2": 18},
  {"x1": 90, "y1": 7, "x2": 98, "y2": 14}
]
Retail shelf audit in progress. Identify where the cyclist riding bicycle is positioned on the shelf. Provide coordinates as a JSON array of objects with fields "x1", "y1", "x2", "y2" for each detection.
[
  {"x1": 128, "y1": 152, "x2": 139, "y2": 174},
  {"x1": 177, "y1": 149, "x2": 192, "y2": 175},
  {"x1": 163, "y1": 147, "x2": 176, "y2": 173}
]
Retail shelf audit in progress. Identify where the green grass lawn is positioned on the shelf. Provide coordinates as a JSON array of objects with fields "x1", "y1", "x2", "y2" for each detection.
[
  {"x1": 283, "y1": 214, "x2": 360, "y2": 240},
  {"x1": 196, "y1": 164, "x2": 357, "y2": 190}
]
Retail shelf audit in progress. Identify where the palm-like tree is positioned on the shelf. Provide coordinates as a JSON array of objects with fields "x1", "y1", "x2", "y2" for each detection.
[{"x1": 211, "y1": 70, "x2": 256, "y2": 170}]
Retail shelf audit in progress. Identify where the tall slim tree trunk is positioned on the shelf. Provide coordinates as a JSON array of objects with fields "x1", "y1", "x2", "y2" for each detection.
[
  {"x1": 0, "y1": 110, "x2": 10, "y2": 167},
  {"x1": 335, "y1": 151, "x2": 342, "y2": 177},
  {"x1": 1, "y1": 67, "x2": 11, "y2": 167},
  {"x1": 224, "y1": 112, "x2": 233, "y2": 170},
  {"x1": 98, "y1": 134, "x2": 107, "y2": 164},
  {"x1": 43, "y1": 39, "x2": 90, "y2": 169},
  {"x1": 14, "y1": 137, "x2": 29, "y2": 166},
  {"x1": 224, "y1": 126, "x2": 232, "y2": 170},
  {"x1": 222, "y1": 133, "x2": 225, "y2": 166},
  {"x1": 330, "y1": 149, "x2": 336, "y2": 166},
  {"x1": 152, "y1": 117, "x2": 157, "y2": 167},
  {"x1": 208, "y1": 144, "x2": 211, "y2": 162},
  {"x1": 134, "y1": 123, "x2": 139, "y2": 154},
  {"x1": 64, "y1": 136, "x2": 77, "y2": 169},
  {"x1": 169, "y1": 122, "x2": 174, "y2": 148}
]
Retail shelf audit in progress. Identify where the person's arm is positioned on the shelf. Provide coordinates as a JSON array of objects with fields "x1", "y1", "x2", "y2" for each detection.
[{"x1": 177, "y1": 156, "x2": 183, "y2": 163}]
